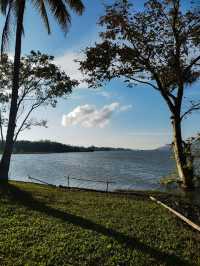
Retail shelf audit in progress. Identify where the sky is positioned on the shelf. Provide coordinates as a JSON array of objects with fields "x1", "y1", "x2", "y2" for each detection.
[{"x1": 0, "y1": 0, "x2": 200, "y2": 150}]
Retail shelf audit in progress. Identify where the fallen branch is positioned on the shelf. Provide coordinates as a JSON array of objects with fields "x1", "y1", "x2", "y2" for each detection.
[{"x1": 150, "y1": 196, "x2": 200, "y2": 233}]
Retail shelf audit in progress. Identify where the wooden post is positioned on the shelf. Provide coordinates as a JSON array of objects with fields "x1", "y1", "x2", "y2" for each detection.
[
  {"x1": 106, "y1": 181, "x2": 109, "y2": 192},
  {"x1": 68, "y1": 176, "x2": 70, "y2": 189}
]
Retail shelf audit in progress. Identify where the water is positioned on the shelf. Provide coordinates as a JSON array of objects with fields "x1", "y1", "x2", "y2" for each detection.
[{"x1": 9, "y1": 150, "x2": 176, "y2": 192}]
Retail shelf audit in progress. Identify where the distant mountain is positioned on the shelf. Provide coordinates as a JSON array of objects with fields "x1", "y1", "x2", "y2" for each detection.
[{"x1": 156, "y1": 144, "x2": 171, "y2": 151}]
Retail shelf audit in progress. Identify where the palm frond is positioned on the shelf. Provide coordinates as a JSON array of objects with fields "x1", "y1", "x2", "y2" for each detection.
[
  {"x1": 65, "y1": 0, "x2": 85, "y2": 15},
  {"x1": 0, "y1": 0, "x2": 85, "y2": 54},
  {"x1": 1, "y1": 0, "x2": 16, "y2": 57},
  {"x1": 0, "y1": 0, "x2": 10, "y2": 14},
  {"x1": 47, "y1": 0, "x2": 71, "y2": 33},
  {"x1": 32, "y1": 0, "x2": 51, "y2": 34}
]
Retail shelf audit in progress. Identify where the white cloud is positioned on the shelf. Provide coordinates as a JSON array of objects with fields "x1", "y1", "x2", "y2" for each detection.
[
  {"x1": 96, "y1": 91, "x2": 112, "y2": 98},
  {"x1": 119, "y1": 104, "x2": 132, "y2": 112},
  {"x1": 62, "y1": 102, "x2": 120, "y2": 128},
  {"x1": 55, "y1": 51, "x2": 86, "y2": 88}
]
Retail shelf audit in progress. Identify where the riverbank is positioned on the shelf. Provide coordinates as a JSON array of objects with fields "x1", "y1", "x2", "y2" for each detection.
[
  {"x1": 1, "y1": 140, "x2": 130, "y2": 154},
  {"x1": 0, "y1": 181, "x2": 199, "y2": 265}
]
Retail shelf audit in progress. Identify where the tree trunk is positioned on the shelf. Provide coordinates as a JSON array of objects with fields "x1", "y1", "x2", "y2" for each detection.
[
  {"x1": 171, "y1": 115, "x2": 194, "y2": 189},
  {"x1": 0, "y1": 2, "x2": 25, "y2": 182}
]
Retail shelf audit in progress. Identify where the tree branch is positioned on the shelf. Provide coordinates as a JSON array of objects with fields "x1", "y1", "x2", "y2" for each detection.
[
  {"x1": 17, "y1": 78, "x2": 42, "y2": 111},
  {"x1": 14, "y1": 103, "x2": 40, "y2": 142},
  {"x1": 150, "y1": 68, "x2": 175, "y2": 113},
  {"x1": 168, "y1": 92, "x2": 177, "y2": 103},
  {"x1": 124, "y1": 75, "x2": 159, "y2": 90},
  {"x1": 185, "y1": 55, "x2": 200, "y2": 74},
  {"x1": 181, "y1": 102, "x2": 200, "y2": 120},
  {"x1": 0, "y1": 109, "x2": 4, "y2": 143},
  {"x1": 14, "y1": 98, "x2": 47, "y2": 142}
]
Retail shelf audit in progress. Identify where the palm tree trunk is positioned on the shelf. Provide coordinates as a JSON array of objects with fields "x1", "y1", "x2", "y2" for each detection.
[
  {"x1": 171, "y1": 115, "x2": 194, "y2": 189},
  {"x1": 0, "y1": 1, "x2": 25, "y2": 182}
]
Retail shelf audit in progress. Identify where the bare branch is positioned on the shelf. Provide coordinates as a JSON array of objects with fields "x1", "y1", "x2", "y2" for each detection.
[
  {"x1": 14, "y1": 97, "x2": 48, "y2": 142},
  {"x1": 124, "y1": 75, "x2": 159, "y2": 90},
  {"x1": 0, "y1": 109, "x2": 4, "y2": 143},
  {"x1": 181, "y1": 102, "x2": 200, "y2": 120},
  {"x1": 14, "y1": 104, "x2": 38, "y2": 143},
  {"x1": 17, "y1": 78, "x2": 42, "y2": 111},
  {"x1": 16, "y1": 102, "x2": 25, "y2": 121},
  {"x1": 185, "y1": 55, "x2": 200, "y2": 74}
]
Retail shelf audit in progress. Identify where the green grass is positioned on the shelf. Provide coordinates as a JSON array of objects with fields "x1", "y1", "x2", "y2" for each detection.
[{"x1": 0, "y1": 182, "x2": 199, "y2": 266}]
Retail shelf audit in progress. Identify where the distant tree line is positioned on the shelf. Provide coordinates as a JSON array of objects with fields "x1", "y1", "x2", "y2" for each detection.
[{"x1": 0, "y1": 140, "x2": 127, "y2": 154}]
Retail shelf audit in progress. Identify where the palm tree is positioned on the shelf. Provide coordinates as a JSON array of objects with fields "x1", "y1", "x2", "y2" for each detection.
[{"x1": 0, "y1": 0, "x2": 84, "y2": 182}]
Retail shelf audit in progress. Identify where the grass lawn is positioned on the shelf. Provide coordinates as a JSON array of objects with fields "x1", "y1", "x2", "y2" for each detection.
[{"x1": 0, "y1": 182, "x2": 199, "y2": 266}]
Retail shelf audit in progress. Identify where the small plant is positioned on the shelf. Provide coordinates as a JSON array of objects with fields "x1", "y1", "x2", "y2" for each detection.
[{"x1": 160, "y1": 173, "x2": 180, "y2": 186}]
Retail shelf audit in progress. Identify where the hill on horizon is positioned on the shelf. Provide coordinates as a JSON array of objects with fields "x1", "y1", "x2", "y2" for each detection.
[{"x1": 0, "y1": 140, "x2": 130, "y2": 154}]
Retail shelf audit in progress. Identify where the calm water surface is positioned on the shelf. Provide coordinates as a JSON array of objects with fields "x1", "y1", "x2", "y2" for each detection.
[{"x1": 9, "y1": 150, "x2": 176, "y2": 192}]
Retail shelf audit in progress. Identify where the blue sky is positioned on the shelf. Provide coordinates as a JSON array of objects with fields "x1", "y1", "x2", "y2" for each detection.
[{"x1": 0, "y1": 0, "x2": 200, "y2": 149}]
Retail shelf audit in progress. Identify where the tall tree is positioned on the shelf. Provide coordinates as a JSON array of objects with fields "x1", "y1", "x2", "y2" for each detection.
[
  {"x1": 0, "y1": 0, "x2": 84, "y2": 181},
  {"x1": 80, "y1": 0, "x2": 200, "y2": 189}
]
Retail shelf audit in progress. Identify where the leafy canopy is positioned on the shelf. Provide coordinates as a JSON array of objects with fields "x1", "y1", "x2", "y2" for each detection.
[
  {"x1": 0, "y1": 51, "x2": 78, "y2": 141},
  {"x1": 80, "y1": 0, "x2": 200, "y2": 116}
]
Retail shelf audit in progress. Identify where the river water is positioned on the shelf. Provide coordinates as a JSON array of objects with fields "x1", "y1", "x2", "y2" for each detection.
[{"x1": 9, "y1": 150, "x2": 176, "y2": 192}]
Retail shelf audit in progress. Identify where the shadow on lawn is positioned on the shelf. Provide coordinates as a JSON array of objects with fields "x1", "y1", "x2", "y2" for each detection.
[{"x1": 0, "y1": 183, "x2": 192, "y2": 266}]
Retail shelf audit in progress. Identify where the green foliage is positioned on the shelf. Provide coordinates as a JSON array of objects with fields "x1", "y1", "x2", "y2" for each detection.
[
  {"x1": 160, "y1": 175, "x2": 179, "y2": 185},
  {"x1": 0, "y1": 182, "x2": 199, "y2": 265},
  {"x1": 80, "y1": 0, "x2": 200, "y2": 187},
  {"x1": 0, "y1": 51, "x2": 78, "y2": 141},
  {"x1": 80, "y1": 0, "x2": 200, "y2": 95},
  {"x1": 0, "y1": 51, "x2": 78, "y2": 107},
  {"x1": 79, "y1": 0, "x2": 200, "y2": 120}
]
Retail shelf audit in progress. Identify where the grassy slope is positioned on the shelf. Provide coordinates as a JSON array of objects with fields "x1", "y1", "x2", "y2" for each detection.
[{"x1": 0, "y1": 182, "x2": 199, "y2": 266}]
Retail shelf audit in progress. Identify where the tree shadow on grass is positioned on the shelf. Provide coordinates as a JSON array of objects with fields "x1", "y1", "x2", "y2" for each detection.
[{"x1": 0, "y1": 183, "x2": 193, "y2": 266}]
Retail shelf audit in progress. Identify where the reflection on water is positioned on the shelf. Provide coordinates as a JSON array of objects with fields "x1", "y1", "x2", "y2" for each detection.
[{"x1": 9, "y1": 150, "x2": 175, "y2": 192}]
